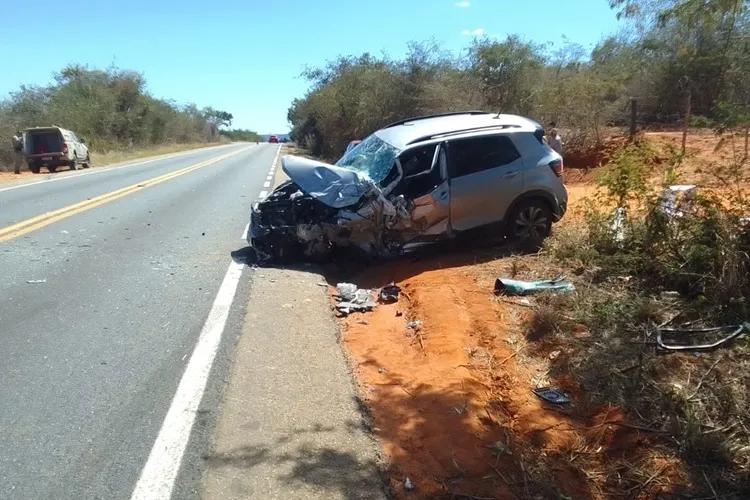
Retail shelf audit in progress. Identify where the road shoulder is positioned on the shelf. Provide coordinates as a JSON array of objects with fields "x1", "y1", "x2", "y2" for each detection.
[{"x1": 201, "y1": 266, "x2": 388, "y2": 500}]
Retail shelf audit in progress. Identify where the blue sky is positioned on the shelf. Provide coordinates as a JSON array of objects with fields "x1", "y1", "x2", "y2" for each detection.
[{"x1": 1, "y1": 0, "x2": 622, "y2": 134}]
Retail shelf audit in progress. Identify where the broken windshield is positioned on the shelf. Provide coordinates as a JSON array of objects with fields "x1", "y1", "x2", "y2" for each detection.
[{"x1": 335, "y1": 134, "x2": 400, "y2": 185}]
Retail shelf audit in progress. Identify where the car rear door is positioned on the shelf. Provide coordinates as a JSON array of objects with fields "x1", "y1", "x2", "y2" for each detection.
[{"x1": 447, "y1": 134, "x2": 524, "y2": 232}]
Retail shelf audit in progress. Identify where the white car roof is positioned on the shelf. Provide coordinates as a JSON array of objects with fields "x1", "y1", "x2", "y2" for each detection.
[{"x1": 375, "y1": 112, "x2": 541, "y2": 149}]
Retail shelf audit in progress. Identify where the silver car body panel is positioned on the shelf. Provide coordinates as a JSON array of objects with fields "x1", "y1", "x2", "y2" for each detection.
[{"x1": 282, "y1": 156, "x2": 374, "y2": 209}]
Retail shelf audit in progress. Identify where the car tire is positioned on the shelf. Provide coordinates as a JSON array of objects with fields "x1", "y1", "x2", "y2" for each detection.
[
  {"x1": 29, "y1": 163, "x2": 40, "y2": 174},
  {"x1": 506, "y1": 199, "x2": 553, "y2": 250},
  {"x1": 83, "y1": 154, "x2": 91, "y2": 168},
  {"x1": 70, "y1": 154, "x2": 79, "y2": 171},
  {"x1": 48, "y1": 165, "x2": 58, "y2": 173}
]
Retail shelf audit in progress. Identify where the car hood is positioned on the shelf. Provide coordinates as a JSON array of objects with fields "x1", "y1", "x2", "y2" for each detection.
[{"x1": 281, "y1": 155, "x2": 377, "y2": 209}]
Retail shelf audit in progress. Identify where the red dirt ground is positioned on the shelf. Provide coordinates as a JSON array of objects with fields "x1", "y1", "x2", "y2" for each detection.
[{"x1": 335, "y1": 253, "x2": 682, "y2": 499}]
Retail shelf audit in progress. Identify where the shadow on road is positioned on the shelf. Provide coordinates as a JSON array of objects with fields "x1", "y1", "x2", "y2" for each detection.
[{"x1": 203, "y1": 422, "x2": 387, "y2": 500}]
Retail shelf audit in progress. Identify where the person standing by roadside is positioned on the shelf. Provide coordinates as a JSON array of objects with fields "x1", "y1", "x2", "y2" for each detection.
[
  {"x1": 547, "y1": 122, "x2": 564, "y2": 156},
  {"x1": 11, "y1": 131, "x2": 24, "y2": 174}
]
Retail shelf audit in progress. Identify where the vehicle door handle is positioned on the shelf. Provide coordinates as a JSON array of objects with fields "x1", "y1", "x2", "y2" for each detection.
[{"x1": 502, "y1": 171, "x2": 519, "y2": 179}]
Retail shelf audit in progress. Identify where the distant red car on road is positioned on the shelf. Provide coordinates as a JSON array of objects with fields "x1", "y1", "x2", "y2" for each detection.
[{"x1": 269, "y1": 135, "x2": 279, "y2": 143}]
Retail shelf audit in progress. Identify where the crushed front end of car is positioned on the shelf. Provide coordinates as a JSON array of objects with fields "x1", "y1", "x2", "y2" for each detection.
[{"x1": 247, "y1": 156, "x2": 417, "y2": 263}]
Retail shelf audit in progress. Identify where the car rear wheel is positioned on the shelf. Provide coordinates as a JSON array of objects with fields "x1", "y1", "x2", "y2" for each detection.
[
  {"x1": 29, "y1": 163, "x2": 40, "y2": 174},
  {"x1": 507, "y1": 199, "x2": 552, "y2": 250},
  {"x1": 70, "y1": 154, "x2": 79, "y2": 171},
  {"x1": 83, "y1": 154, "x2": 91, "y2": 168}
]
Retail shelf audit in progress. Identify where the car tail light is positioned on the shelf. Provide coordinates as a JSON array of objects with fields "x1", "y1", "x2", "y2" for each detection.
[
  {"x1": 549, "y1": 159, "x2": 563, "y2": 177},
  {"x1": 62, "y1": 144, "x2": 68, "y2": 154}
]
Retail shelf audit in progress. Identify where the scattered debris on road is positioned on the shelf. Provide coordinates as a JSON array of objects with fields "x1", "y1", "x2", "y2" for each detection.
[
  {"x1": 26, "y1": 279, "x2": 46, "y2": 284},
  {"x1": 335, "y1": 282, "x2": 376, "y2": 316}
]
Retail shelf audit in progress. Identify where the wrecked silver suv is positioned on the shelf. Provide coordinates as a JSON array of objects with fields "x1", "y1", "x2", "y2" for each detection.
[{"x1": 247, "y1": 111, "x2": 568, "y2": 261}]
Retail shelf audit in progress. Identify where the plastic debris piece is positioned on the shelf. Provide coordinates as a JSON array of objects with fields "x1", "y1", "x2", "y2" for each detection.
[
  {"x1": 407, "y1": 321, "x2": 423, "y2": 329},
  {"x1": 404, "y1": 478, "x2": 414, "y2": 491},
  {"x1": 660, "y1": 185, "x2": 697, "y2": 218},
  {"x1": 378, "y1": 283, "x2": 401, "y2": 304},
  {"x1": 533, "y1": 387, "x2": 571, "y2": 405},
  {"x1": 494, "y1": 274, "x2": 574, "y2": 296},
  {"x1": 611, "y1": 206, "x2": 627, "y2": 242}
]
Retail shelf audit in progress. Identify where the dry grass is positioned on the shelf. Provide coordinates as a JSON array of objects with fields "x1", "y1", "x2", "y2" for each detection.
[
  {"x1": 93, "y1": 142, "x2": 226, "y2": 167},
  {"x1": 518, "y1": 220, "x2": 750, "y2": 498}
]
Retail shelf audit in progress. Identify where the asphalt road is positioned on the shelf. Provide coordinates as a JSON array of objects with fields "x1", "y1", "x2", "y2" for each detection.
[{"x1": 0, "y1": 143, "x2": 277, "y2": 500}]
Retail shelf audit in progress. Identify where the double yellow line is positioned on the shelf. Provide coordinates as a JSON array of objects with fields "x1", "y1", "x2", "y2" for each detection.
[{"x1": 0, "y1": 147, "x2": 251, "y2": 243}]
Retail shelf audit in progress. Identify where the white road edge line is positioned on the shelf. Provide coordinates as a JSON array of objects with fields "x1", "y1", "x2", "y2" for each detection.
[
  {"x1": 258, "y1": 190, "x2": 268, "y2": 200},
  {"x1": 0, "y1": 143, "x2": 251, "y2": 194},
  {"x1": 263, "y1": 181, "x2": 271, "y2": 188},
  {"x1": 130, "y1": 259, "x2": 245, "y2": 500},
  {"x1": 241, "y1": 223, "x2": 250, "y2": 241}
]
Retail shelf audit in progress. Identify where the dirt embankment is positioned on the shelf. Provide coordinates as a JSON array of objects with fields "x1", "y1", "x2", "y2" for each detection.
[{"x1": 332, "y1": 250, "x2": 682, "y2": 499}]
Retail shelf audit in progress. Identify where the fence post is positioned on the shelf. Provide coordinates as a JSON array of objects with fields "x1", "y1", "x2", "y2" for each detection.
[
  {"x1": 629, "y1": 98, "x2": 637, "y2": 140},
  {"x1": 682, "y1": 88, "x2": 692, "y2": 154}
]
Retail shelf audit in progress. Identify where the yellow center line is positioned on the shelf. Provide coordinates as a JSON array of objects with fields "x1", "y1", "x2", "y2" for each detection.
[{"x1": 0, "y1": 147, "x2": 252, "y2": 243}]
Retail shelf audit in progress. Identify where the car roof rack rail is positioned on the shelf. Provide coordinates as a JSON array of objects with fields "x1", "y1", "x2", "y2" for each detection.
[
  {"x1": 406, "y1": 124, "x2": 520, "y2": 145},
  {"x1": 384, "y1": 111, "x2": 489, "y2": 129}
]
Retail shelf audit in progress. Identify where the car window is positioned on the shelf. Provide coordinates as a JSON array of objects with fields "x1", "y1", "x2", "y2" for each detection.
[
  {"x1": 399, "y1": 144, "x2": 436, "y2": 177},
  {"x1": 391, "y1": 144, "x2": 444, "y2": 199},
  {"x1": 449, "y1": 135, "x2": 521, "y2": 178},
  {"x1": 335, "y1": 134, "x2": 400, "y2": 185}
]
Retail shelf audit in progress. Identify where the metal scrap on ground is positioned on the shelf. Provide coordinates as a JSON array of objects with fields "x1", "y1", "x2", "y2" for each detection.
[
  {"x1": 335, "y1": 283, "x2": 377, "y2": 316},
  {"x1": 656, "y1": 322, "x2": 749, "y2": 351}
]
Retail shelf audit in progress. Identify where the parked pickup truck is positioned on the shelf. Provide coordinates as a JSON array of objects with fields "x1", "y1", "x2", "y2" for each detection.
[{"x1": 23, "y1": 126, "x2": 91, "y2": 173}]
